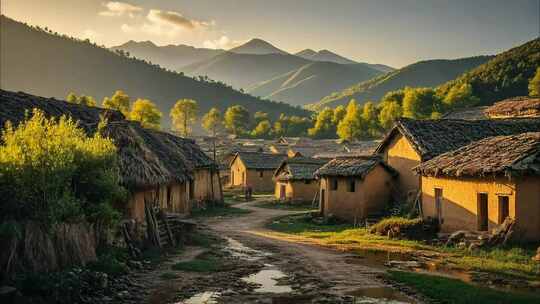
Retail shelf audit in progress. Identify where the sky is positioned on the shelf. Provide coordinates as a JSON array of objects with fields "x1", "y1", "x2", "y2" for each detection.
[{"x1": 2, "y1": 0, "x2": 539, "y2": 67}]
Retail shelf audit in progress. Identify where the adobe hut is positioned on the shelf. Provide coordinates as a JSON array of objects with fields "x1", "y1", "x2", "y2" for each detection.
[
  {"x1": 229, "y1": 151, "x2": 286, "y2": 192},
  {"x1": 273, "y1": 157, "x2": 329, "y2": 203},
  {"x1": 315, "y1": 156, "x2": 398, "y2": 223},
  {"x1": 375, "y1": 118, "x2": 540, "y2": 199},
  {"x1": 415, "y1": 132, "x2": 540, "y2": 241},
  {"x1": 0, "y1": 90, "x2": 222, "y2": 222},
  {"x1": 484, "y1": 97, "x2": 540, "y2": 119}
]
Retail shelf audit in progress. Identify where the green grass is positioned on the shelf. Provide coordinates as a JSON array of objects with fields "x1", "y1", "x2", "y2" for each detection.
[
  {"x1": 188, "y1": 232, "x2": 221, "y2": 248},
  {"x1": 171, "y1": 257, "x2": 222, "y2": 272},
  {"x1": 387, "y1": 270, "x2": 540, "y2": 304},
  {"x1": 190, "y1": 204, "x2": 251, "y2": 218},
  {"x1": 255, "y1": 201, "x2": 316, "y2": 211},
  {"x1": 160, "y1": 272, "x2": 180, "y2": 279},
  {"x1": 266, "y1": 214, "x2": 540, "y2": 279}
]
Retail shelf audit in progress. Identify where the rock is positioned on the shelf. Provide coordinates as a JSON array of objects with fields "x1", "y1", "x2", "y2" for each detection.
[
  {"x1": 446, "y1": 230, "x2": 468, "y2": 246},
  {"x1": 386, "y1": 260, "x2": 422, "y2": 268},
  {"x1": 116, "y1": 290, "x2": 129, "y2": 298},
  {"x1": 468, "y1": 242, "x2": 482, "y2": 251},
  {"x1": 457, "y1": 241, "x2": 469, "y2": 249}
]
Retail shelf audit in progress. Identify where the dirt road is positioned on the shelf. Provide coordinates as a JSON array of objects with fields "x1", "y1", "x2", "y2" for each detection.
[{"x1": 204, "y1": 198, "x2": 410, "y2": 298}]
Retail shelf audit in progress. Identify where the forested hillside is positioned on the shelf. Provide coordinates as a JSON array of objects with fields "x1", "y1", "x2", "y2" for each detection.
[
  {"x1": 437, "y1": 38, "x2": 540, "y2": 105},
  {"x1": 310, "y1": 55, "x2": 493, "y2": 110},
  {"x1": 0, "y1": 16, "x2": 309, "y2": 128},
  {"x1": 248, "y1": 61, "x2": 383, "y2": 106}
]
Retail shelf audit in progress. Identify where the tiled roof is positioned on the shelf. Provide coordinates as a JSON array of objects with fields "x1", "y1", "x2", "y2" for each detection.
[
  {"x1": 274, "y1": 157, "x2": 329, "y2": 181},
  {"x1": 233, "y1": 151, "x2": 287, "y2": 169},
  {"x1": 376, "y1": 117, "x2": 540, "y2": 161},
  {"x1": 315, "y1": 156, "x2": 397, "y2": 178},
  {"x1": 415, "y1": 132, "x2": 540, "y2": 178},
  {"x1": 485, "y1": 97, "x2": 540, "y2": 118}
]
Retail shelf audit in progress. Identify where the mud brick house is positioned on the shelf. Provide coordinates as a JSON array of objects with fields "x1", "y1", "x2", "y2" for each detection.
[
  {"x1": 273, "y1": 157, "x2": 329, "y2": 203},
  {"x1": 484, "y1": 96, "x2": 540, "y2": 119},
  {"x1": 375, "y1": 118, "x2": 540, "y2": 201},
  {"x1": 315, "y1": 156, "x2": 398, "y2": 223},
  {"x1": 0, "y1": 90, "x2": 222, "y2": 222},
  {"x1": 229, "y1": 151, "x2": 287, "y2": 192},
  {"x1": 415, "y1": 132, "x2": 540, "y2": 241}
]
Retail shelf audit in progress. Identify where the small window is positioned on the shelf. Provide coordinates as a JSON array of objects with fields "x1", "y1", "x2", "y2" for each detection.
[
  {"x1": 348, "y1": 179, "x2": 355, "y2": 192},
  {"x1": 259, "y1": 171, "x2": 264, "y2": 178},
  {"x1": 498, "y1": 196, "x2": 509, "y2": 224},
  {"x1": 330, "y1": 178, "x2": 338, "y2": 191}
]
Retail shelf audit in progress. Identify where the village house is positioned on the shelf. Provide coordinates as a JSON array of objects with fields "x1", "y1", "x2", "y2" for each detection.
[
  {"x1": 415, "y1": 132, "x2": 540, "y2": 241},
  {"x1": 375, "y1": 118, "x2": 540, "y2": 200},
  {"x1": 229, "y1": 151, "x2": 287, "y2": 192},
  {"x1": 0, "y1": 90, "x2": 222, "y2": 222},
  {"x1": 315, "y1": 156, "x2": 398, "y2": 223},
  {"x1": 484, "y1": 96, "x2": 540, "y2": 119},
  {"x1": 273, "y1": 157, "x2": 329, "y2": 203}
]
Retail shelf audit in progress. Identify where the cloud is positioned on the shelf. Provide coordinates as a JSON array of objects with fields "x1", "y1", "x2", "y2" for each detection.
[
  {"x1": 147, "y1": 9, "x2": 212, "y2": 30},
  {"x1": 203, "y1": 36, "x2": 243, "y2": 49},
  {"x1": 99, "y1": 1, "x2": 143, "y2": 18}
]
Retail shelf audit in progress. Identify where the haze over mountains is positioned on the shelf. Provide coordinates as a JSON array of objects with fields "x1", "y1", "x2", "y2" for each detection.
[
  {"x1": 113, "y1": 38, "x2": 395, "y2": 105},
  {"x1": 0, "y1": 16, "x2": 309, "y2": 129}
]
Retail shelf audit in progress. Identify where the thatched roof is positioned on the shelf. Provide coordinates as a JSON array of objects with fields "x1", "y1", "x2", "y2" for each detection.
[
  {"x1": 376, "y1": 117, "x2": 540, "y2": 161},
  {"x1": 485, "y1": 97, "x2": 540, "y2": 118},
  {"x1": 315, "y1": 156, "x2": 397, "y2": 178},
  {"x1": 274, "y1": 157, "x2": 329, "y2": 181},
  {"x1": 231, "y1": 151, "x2": 287, "y2": 170},
  {"x1": 442, "y1": 106, "x2": 489, "y2": 120},
  {"x1": 0, "y1": 90, "x2": 215, "y2": 189},
  {"x1": 415, "y1": 132, "x2": 540, "y2": 178}
]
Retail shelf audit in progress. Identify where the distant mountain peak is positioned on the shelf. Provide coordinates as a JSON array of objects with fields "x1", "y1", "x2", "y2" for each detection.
[
  {"x1": 295, "y1": 49, "x2": 317, "y2": 57},
  {"x1": 229, "y1": 38, "x2": 288, "y2": 55},
  {"x1": 295, "y1": 48, "x2": 357, "y2": 65}
]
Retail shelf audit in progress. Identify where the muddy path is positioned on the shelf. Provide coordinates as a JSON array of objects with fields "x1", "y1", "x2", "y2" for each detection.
[{"x1": 197, "y1": 197, "x2": 418, "y2": 303}]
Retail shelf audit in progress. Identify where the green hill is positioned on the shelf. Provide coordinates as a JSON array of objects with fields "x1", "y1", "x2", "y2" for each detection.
[
  {"x1": 248, "y1": 61, "x2": 383, "y2": 106},
  {"x1": 437, "y1": 38, "x2": 540, "y2": 105},
  {"x1": 309, "y1": 55, "x2": 493, "y2": 110},
  {"x1": 0, "y1": 16, "x2": 309, "y2": 128}
]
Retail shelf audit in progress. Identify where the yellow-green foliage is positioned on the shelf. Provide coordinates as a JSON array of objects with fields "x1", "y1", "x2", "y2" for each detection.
[
  {"x1": 369, "y1": 216, "x2": 423, "y2": 236},
  {"x1": 0, "y1": 109, "x2": 125, "y2": 225}
]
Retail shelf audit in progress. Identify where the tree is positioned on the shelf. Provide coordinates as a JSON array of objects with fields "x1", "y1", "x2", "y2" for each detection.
[
  {"x1": 202, "y1": 108, "x2": 222, "y2": 136},
  {"x1": 402, "y1": 87, "x2": 440, "y2": 119},
  {"x1": 0, "y1": 109, "x2": 124, "y2": 226},
  {"x1": 253, "y1": 111, "x2": 269, "y2": 125},
  {"x1": 66, "y1": 92, "x2": 78, "y2": 104},
  {"x1": 332, "y1": 105, "x2": 346, "y2": 125},
  {"x1": 224, "y1": 105, "x2": 250, "y2": 136},
  {"x1": 378, "y1": 101, "x2": 402, "y2": 130},
  {"x1": 361, "y1": 101, "x2": 379, "y2": 138},
  {"x1": 170, "y1": 99, "x2": 198, "y2": 137},
  {"x1": 442, "y1": 82, "x2": 479, "y2": 109},
  {"x1": 102, "y1": 90, "x2": 131, "y2": 116},
  {"x1": 251, "y1": 120, "x2": 272, "y2": 138},
  {"x1": 65, "y1": 92, "x2": 96, "y2": 107},
  {"x1": 308, "y1": 108, "x2": 335, "y2": 138},
  {"x1": 529, "y1": 67, "x2": 540, "y2": 97},
  {"x1": 337, "y1": 100, "x2": 363, "y2": 141},
  {"x1": 129, "y1": 99, "x2": 162, "y2": 130}
]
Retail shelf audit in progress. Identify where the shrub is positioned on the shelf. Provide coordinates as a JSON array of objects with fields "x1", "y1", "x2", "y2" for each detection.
[
  {"x1": 370, "y1": 217, "x2": 426, "y2": 239},
  {"x1": 0, "y1": 109, "x2": 126, "y2": 226}
]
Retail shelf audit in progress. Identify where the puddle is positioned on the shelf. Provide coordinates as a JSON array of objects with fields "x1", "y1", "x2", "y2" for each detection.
[
  {"x1": 345, "y1": 250, "x2": 412, "y2": 268},
  {"x1": 348, "y1": 287, "x2": 414, "y2": 304},
  {"x1": 242, "y1": 269, "x2": 293, "y2": 293},
  {"x1": 223, "y1": 237, "x2": 272, "y2": 261},
  {"x1": 270, "y1": 295, "x2": 316, "y2": 304},
  {"x1": 177, "y1": 291, "x2": 220, "y2": 304}
]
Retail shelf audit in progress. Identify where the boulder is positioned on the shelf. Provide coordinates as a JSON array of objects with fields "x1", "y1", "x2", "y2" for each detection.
[{"x1": 445, "y1": 230, "x2": 468, "y2": 246}]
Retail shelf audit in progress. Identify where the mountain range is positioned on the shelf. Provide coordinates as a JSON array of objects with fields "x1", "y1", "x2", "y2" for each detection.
[
  {"x1": 309, "y1": 55, "x2": 494, "y2": 110},
  {"x1": 113, "y1": 38, "x2": 395, "y2": 105},
  {"x1": 0, "y1": 15, "x2": 309, "y2": 129}
]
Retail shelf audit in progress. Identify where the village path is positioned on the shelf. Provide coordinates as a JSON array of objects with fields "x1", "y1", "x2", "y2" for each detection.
[{"x1": 203, "y1": 197, "x2": 390, "y2": 295}]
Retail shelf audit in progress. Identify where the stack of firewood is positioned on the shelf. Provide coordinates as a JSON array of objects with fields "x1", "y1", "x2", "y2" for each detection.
[{"x1": 483, "y1": 217, "x2": 515, "y2": 247}]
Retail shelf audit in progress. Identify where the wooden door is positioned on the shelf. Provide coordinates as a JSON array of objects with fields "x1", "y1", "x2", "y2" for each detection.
[
  {"x1": 477, "y1": 193, "x2": 488, "y2": 231},
  {"x1": 320, "y1": 189, "x2": 325, "y2": 215},
  {"x1": 280, "y1": 184, "x2": 286, "y2": 200}
]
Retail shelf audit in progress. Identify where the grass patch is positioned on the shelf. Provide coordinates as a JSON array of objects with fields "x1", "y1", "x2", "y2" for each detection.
[
  {"x1": 160, "y1": 272, "x2": 179, "y2": 279},
  {"x1": 171, "y1": 255, "x2": 223, "y2": 272},
  {"x1": 188, "y1": 232, "x2": 220, "y2": 248},
  {"x1": 387, "y1": 270, "x2": 540, "y2": 304},
  {"x1": 87, "y1": 246, "x2": 129, "y2": 275},
  {"x1": 190, "y1": 204, "x2": 251, "y2": 218},
  {"x1": 267, "y1": 214, "x2": 352, "y2": 234},
  {"x1": 256, "y1": 201, "x2": 316, "y2": 211}
]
